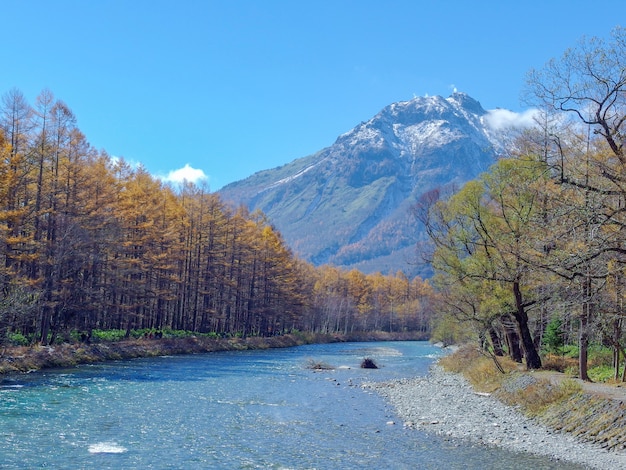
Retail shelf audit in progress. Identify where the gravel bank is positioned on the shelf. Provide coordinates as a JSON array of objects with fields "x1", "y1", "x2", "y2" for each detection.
[{"x1": 364, "y1": 366, "x2": 626, "y2": 469}]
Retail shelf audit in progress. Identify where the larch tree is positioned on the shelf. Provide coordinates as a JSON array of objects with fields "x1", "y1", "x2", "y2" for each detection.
[{"x1": 0, "y1": 89, "x2": 34, "y2": 289}]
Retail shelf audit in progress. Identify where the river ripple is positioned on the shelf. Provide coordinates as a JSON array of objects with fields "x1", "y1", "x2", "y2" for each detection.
[{"x1": 0, "y1": 341, "x2": 582, "y2": 469}]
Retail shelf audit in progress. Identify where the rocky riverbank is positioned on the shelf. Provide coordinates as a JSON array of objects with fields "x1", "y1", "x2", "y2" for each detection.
[
  {"x1": 364, "y1": 365, "x2": 626, "y2": 469},
  {"x1": 0, "y1": 334, "x2": 330, "y2": 374},
  {"x1": 0, "y1": 331, "x2": 425, "y2": 375}
]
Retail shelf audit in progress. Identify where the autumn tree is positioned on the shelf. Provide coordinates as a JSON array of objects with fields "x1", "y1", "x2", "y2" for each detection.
[
  {"x1": 0, "y1": 89, "x2": 34, "y2": 290},
  {"x1": 418, "y1": 156, "x2": 551, "y2": 368},
  {"x1": 525, "y1": 26, "x2": 626, "y2": 380}
]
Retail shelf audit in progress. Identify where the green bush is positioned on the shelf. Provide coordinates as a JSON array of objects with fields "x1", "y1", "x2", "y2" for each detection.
[
  {"x1": 542, "y1": 317, "x2": 564, "y2": 354},
  {"x1": 53, "y1": 334, "x2": 67, "y2": 345},
  {"x1": 562, "y1": 344, "x2": 579, "y2": 358},
  {"x1": 76, "y1": 328, "x2": 223, "y2": 342},
  {"x1": 131, "y1": 328, "x2": 155, "y2": 339},
  {"x1": 69, "y1": 330, "x2": 83, "y2": 343},
  {"x1": 588, "y1": 364, "x2": 618, "y2": 383},
  {"x1": 161, "y1": 328, "x2": 193, "y2": 338},
  {"x1": 588, "y1": 345, "x2": 613, "y2": 368},
  {"x1": 92, "y1": 329, "x2": 127, "y2": 342},
  {"x1": 7, "y1": 332, "x2": 29, "y2": 346}
]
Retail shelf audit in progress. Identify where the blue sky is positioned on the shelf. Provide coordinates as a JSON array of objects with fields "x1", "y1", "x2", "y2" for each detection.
[{"x1": 0, "y1": 1, "x2": 622, "y2": 189}]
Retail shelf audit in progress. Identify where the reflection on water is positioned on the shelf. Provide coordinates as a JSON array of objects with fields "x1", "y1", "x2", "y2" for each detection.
[{"x1": 0, "y1": 341, "x2": 584, "y2": 469}]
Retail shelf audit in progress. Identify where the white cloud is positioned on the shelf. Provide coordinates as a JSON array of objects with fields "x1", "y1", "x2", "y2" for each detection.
[
  {"x1": 484, "y1": 108, "x2": 540, "y2": 131},
  {"x1": 109, "y1": 155, "x2": 141, "y2": 169},
  {"x1": 162, "y1": 164, "x2": 208, "y2": 184}
]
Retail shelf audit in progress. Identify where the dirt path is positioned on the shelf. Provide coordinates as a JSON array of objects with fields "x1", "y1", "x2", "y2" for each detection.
[{"x1": 531, "y1": 369, "x2": 626, "y2": 401}]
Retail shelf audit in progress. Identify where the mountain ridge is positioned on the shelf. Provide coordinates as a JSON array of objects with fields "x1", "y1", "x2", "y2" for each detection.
[{"x1": 219, "y1": 92, "x2": 504, "y2": 276}]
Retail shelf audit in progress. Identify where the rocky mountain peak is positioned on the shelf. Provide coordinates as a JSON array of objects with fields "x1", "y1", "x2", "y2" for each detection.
[
  {"x1": 219, "y1": 93, "x2": 503, "y2": 276},
  {"x1": 446, "y1": 92, "x2": 486, "y2": 115}
]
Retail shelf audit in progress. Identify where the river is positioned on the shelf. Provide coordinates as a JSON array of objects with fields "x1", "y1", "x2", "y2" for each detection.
[{"x1": 0, "y1": 341, "x2": 582, "y2": 469}]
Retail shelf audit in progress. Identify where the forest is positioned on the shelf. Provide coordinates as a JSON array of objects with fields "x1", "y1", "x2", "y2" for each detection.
[
  {"x1": 0, "y1": 88, "x2": 432, "y2": 347},
  {"x1": 420, "y1": 28, "x2": 626, "y2": 381}
]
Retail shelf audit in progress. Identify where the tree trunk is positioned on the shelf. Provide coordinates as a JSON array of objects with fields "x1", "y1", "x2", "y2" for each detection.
[
  {"x1": 579, "y1": 305, "x2": 591, "y2": 381},
  {"x1": 579, "y1": 274, "x2": 592, "y2": 382},
  {"x1": 512, "y1": 281, "x2": 542, "y2": 369},
  {"x1": 39, "y1": 305, "x2": 51, "y2": 345},
  {"x1": 488, "y1": 327, "x2": 505, "y2": 356},
  {"x1": 503, "y1": 320, "x2": 523, "y2": 363},
  {"x1": 613, "y1": 319, "x2": 621, "y2": 381}
]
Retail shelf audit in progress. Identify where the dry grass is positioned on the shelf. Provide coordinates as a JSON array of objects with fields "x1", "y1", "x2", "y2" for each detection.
[
  {"x1": 439, "y1": 345, "x2": 518, "y2": 393},
  {"x1": 541, "y1": 354, "x2": 578, "y2": 374},
  {"x1": 539, "y1": 392, "x2": 626, "y2": 450},
  {"x1": 497, "y1": 377, "x2": 582, "y2": 416},
  {"x1": 441, "y1": 345, "x2": 584, "y2": 418},
  {"x1": 438, "y1": 344, "x2": 481, "y2": 373}
]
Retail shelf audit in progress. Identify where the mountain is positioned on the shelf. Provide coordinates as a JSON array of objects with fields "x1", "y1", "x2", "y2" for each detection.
[{"x1": 218, "y1": 92, "x2": 503, "y2": 276}]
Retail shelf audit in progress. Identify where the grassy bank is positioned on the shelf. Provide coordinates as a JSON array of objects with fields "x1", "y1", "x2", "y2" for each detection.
[
  {"x1": 0, "y1": 330, "x2": 427, "y2": 375},
  {"x1": 440, "y1": 345, "x2": 626, "y2": 451}
]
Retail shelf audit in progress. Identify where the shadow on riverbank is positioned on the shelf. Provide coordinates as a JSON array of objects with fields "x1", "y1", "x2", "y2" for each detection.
[{"x1": 0, "y1": 331, "x2": 427, "y2": 375}]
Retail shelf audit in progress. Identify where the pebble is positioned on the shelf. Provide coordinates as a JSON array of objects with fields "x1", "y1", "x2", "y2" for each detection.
[{"x1": 363, "y1": 366, "x2": 626, "y2": 470}]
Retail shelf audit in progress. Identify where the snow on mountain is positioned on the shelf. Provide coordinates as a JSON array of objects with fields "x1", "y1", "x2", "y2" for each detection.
[{"x1": 219, "y1": 92, "x2": 510, "y2": 276}]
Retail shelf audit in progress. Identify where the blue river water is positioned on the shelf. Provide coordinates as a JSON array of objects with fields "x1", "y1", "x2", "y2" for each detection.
[{"x1": 0, "y1": 341, "x2": 582, "y2": 469}]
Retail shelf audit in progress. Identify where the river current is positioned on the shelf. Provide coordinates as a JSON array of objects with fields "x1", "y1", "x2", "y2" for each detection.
[{"x1": 0, "y1": 341, "x2": 580, "y2": 469}]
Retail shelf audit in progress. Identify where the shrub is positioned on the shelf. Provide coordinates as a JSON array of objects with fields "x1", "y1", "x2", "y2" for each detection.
[
  {"x1": 542, "y1": 317, "x2": 564, "y2": 354},
  {"x1": 588, "y1": 345, "x2": 613, "y2": 368},
  {"x1": 91, "y1": 329, "x2": 127, "y2": 342},
  {"x1": 541, "y1": 354, "x2": 578, "y2": 373},
  {"x1": 69, "y1": 330, "x2": 83, "y2": 343},
  {"x1": 588, "y1": 364, "x2": 619, "y2": 383},
  {"x1": 438, "y1": 344, "x2": 481, "y2": 373},
  {"x1": 7, "y1": 332, "x2": 29, "y2": 346},
  {"x1": 562, "y1": 344, "x2": 579, "y2": 358},
  {"x1": 130, "y1": 328, "x2": 149, "y2": 339}
]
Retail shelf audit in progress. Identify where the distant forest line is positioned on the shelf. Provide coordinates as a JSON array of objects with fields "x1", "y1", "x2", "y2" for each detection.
[{"x1": 0, "y1": 88, "x2": 432, "y2": 347}]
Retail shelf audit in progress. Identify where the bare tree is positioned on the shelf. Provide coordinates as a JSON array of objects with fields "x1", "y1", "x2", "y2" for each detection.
[{"x1": 525, "y1": 27, "x2": 626, "y2": 380}]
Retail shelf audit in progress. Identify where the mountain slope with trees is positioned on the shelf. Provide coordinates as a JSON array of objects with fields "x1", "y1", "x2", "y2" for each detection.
[{"x1": 219, "y1": 92, "x2": 502, "y2": 276}]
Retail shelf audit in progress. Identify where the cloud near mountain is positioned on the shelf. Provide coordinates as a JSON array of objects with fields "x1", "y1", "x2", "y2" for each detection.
[{"x1": 484, "y1": 108, "x2": 539, "y2": 130}]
